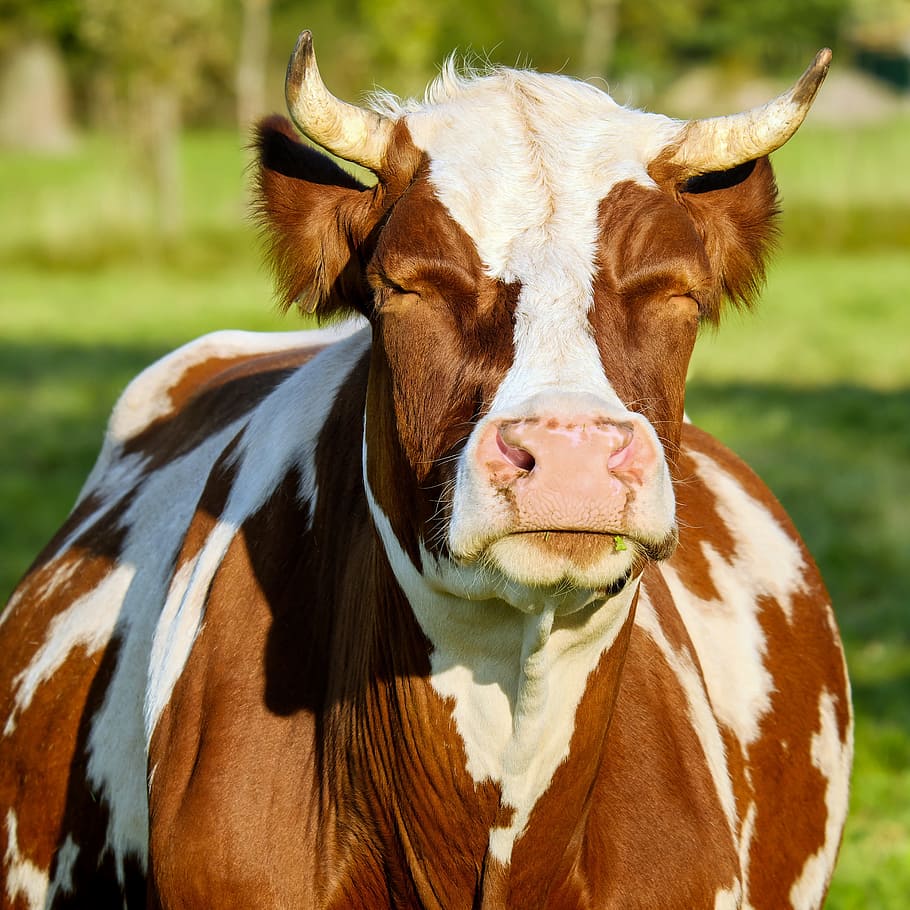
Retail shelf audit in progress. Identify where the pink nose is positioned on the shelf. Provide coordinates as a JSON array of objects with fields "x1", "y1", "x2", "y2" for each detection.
[{"x1": 477, "y1": 415, "x2": 660, "y2": 532}]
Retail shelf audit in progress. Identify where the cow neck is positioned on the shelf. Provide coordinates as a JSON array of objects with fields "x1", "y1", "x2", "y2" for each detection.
[{"x1": 358, "y1": 445, "x2": 640, "y2": 907}]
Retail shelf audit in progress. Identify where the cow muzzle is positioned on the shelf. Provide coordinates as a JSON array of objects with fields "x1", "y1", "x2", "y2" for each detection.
[{"x1": 448, "y1": 395, "x2": 677, "y2": 591}]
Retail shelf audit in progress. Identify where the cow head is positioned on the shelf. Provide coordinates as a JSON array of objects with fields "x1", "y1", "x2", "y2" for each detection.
[{"x1": 256, "y1": 32, "x2": 829, "y2": 611}]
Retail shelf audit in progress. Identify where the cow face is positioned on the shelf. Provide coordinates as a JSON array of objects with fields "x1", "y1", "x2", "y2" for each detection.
[{"x1": 257, "y1": 35, "x2": 826, "y2": 608}]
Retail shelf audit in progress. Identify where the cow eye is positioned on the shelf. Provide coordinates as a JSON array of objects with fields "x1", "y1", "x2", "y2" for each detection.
[
  {"x1": 385, "y1": 278, "x2": 419, "y2": 298},
  {"x1": 670, "y1": 293, "x2": 699, "y2": 310},
  {"x1": 670, "y1": 293, "x2": 703, "y2": 323},
  {"x1": 374, "y1": 280, "x2": 420, "y2": 313}
]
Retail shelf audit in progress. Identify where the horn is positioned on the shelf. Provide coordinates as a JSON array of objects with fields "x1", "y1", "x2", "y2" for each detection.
[
  {"x1": 670, "y1": 48, "x2": 832, "y2": 177},
  {"x1": 285, "y1": 30, "x2": 395, "y2": 172}
]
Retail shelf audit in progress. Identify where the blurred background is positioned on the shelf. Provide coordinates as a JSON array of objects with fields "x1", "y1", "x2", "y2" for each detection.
[{"x1": 0, "y1": 0, "x2": 907, "y2": 905}]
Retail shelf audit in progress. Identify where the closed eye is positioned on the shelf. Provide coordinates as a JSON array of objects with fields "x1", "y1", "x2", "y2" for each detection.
[{"x1": 670, "y1": 293, "x2": 702, "y2": 322}]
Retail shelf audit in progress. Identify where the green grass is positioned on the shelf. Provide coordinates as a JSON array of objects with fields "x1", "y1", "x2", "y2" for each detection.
[{"x1": 1, "y1": 119, "x2": 908, "y2": 906}]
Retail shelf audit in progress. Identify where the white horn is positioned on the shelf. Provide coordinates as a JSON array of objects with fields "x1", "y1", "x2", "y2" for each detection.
[
  {"x1": 671, "y1": 48, "x2": 832, "y2": 177},
  {"x1": 285, "y1": 30, "x2": 395, "y2": 172}
]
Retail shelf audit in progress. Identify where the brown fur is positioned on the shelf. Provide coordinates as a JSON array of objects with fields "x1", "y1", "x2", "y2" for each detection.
[
  {"x1": 1, "y1": 71, "x2": 847, "y2": 910},
  {"x1": 649, "y1": 154, "x2": 780, "y2": 320},
  {"x1": 254, "y1": 116, "x2": 420, "y2": 318}
]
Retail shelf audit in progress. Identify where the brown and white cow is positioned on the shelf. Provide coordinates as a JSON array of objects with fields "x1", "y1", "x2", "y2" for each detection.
[{"x1": 1, "y1": 32, "x2": 851, "y2": 909}]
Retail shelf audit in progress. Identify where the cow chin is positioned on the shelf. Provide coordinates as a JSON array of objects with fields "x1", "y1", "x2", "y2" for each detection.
[{"x1": 485, "y1": 531, "x2": 639, "y2": 592}]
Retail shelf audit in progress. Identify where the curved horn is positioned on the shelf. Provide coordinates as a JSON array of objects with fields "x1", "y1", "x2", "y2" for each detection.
[
  {"x1": 285, "y1": 30, "x2": 395, "y2": 172},
  {"x1": 671, "y1": 48, "x2": 832, "y2": 177}
]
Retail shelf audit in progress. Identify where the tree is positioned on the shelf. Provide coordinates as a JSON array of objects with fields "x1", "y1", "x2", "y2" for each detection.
[
  {"x1": 236, "y1": 0, "x2": 272, "y2": 129},
  {"x1": 78, "y1": 0, "x2": 231, "y2": 236}
]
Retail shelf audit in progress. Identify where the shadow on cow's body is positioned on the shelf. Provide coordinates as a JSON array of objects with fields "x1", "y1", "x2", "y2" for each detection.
[{"x1": 0, "y1": 32, "x2": 850, "y2": 910}]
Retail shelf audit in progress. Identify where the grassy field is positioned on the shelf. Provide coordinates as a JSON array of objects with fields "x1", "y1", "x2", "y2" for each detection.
[{"x1": 1, "y1": 118, "x2": 909, "y2": 905}]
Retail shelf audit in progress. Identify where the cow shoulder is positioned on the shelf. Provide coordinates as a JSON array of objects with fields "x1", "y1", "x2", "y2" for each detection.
[
  {"x1": 651, "y1": 422, "x2": 851, "y2": 909},
  {"x1": 0, "y1": 326, "x2": 371, "y2": 908},
  {"x1": 145, "y1": 329, "x2": 377, "y2": 907}
]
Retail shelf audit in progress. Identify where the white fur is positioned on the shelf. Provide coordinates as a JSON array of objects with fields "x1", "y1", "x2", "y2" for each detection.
[
  {"x1": 662, "y1": 448, "x2": 809, "y2": 750},
  {"x1": 44, "y1": 835, "x2": 79, "y2": 905},
  {"x1": 4, "y1": 565, "x2": 135, "y2": 737},
  {"x1": 714, "y1": 882, "x2": 744, "y2": 910},
  {"x1": 737, "y1": 802, "x2": 759, "y2": 910},
  {"x1": 4, "y1": 810, "x2": 48, "y2": 910},
  {"x1": 788, "y1": 688, "x2": 854, "y2": 909},
  {"x1": 636, "y1": 584, "x2": 739, "y2": 835},
  {"x1": 364, "y1": 434, "x2": 637, "y2": 864},
  {"x1": 401, "y1": 69, "x2": 680, "y2": 584}
]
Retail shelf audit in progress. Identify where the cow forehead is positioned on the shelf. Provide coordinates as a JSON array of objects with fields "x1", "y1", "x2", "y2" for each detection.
[{"x1": 397, "y1": 66, "x2": 683, "y2": 286}]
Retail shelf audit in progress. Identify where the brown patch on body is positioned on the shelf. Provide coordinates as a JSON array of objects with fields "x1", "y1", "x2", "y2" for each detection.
[
  {"x1": 745, "y1": 583, "x2": 850, "y2": 906},
  {"x1": 583, "y1": 619, "x2": 741, "y2": 908},
  {"x1": 669, "y1": 422, "x2": 851, "y2": 906},
  {"x1": 163, "y1": 346, "x2": 317, "y2": 418}
]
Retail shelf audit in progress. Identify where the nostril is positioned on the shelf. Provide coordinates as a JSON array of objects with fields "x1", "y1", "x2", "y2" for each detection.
[
  {"x1": 606, "y1": 424, "x2": 635, "y2": 470},
  {"x1": 496, "y1": 427, "x2": 536, "y2": 471}
]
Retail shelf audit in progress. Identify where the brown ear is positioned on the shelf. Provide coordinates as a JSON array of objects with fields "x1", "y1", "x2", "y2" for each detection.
[
  {"x1": 676, "y1": 157, "x2": 780, "y2": 323},
  {"x1": 254, "y1": 115, "x2": 385, "y2": 318}
]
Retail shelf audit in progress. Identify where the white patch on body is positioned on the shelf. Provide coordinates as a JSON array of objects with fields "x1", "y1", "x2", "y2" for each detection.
[
  {"x1": 788, "y1": 689, "x2": 853, "y2": 910},
  {"x1": 45, "y1": 835, "x2": 79, "y2": 905},
  {"x1": 4, "y1": 810, "x2": 48, "y2": 910},
  {"x1": 364, "y1": 442, "x2": 636, "y2": 864},
  {"x1": 3, "y1": 565, "x2": 134, "y2": 737},
  {"x1": 737, "y1": 802, "x2": 758, "y2": 910},
  {"x1": 663, "y1": 448, "x2": 809, "y2": 749},
  {"x1": 713, "y1": 881, "x2": 743, "y2": 910},
  {"x1": 694, "y1": 450, "x2": 807, "y2": 620},
  {"x1": 4, "y1": 326, "x2": 370, "y2": 893},
  {"x1": 636, "y1": 584, "x2": 738, "y2": 834}
]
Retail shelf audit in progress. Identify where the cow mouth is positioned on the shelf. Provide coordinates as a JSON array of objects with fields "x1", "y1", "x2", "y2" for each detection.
[
  {"x1": 466, "y1": 526, "x2": 678, "y2": 595},
  {"x1": 509, "y1": 528, "x2": 677, "y2": 563}
]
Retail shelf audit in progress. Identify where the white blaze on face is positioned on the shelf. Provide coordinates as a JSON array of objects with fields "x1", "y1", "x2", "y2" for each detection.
[{"x1": 399, "y1": 68, "x2": 682, "y2": 577}]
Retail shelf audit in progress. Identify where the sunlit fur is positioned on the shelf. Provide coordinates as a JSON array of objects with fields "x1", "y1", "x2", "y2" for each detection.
[{"x1": 0, "y1": 52, "x2": 849, "y2": 910}]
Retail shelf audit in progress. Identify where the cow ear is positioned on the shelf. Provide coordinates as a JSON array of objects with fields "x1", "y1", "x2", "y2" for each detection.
[
  {"x1": 254, "y1": 115, "x2": 384, "y2": 318},
  {"x1": 676, "y1": 156, "x2": 780, "y2": 323}
]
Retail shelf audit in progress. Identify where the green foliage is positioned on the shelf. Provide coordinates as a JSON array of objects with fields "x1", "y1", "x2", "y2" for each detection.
[
  {"x1": 3, "y1": 0, "x2": 889, "y2": 126},
  {"x1": 0, "y1": 0, "x2": 80, "y2": 55},
  {"x1": 78, "y1": 0, "x2": 232, "y2": 99}
]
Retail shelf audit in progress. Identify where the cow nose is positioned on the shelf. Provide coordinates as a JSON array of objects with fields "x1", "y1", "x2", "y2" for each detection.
[
  {"x1": 475, "y1": 413, "x2": 662, "y2": 535},
  {"x1": 495, "y1": 419, "x2": 637, "y2": 478}
]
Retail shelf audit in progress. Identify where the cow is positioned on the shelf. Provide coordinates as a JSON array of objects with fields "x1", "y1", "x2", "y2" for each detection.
[{"x1": 0, "y1": 30, "x2": 851, "y2": 910}]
